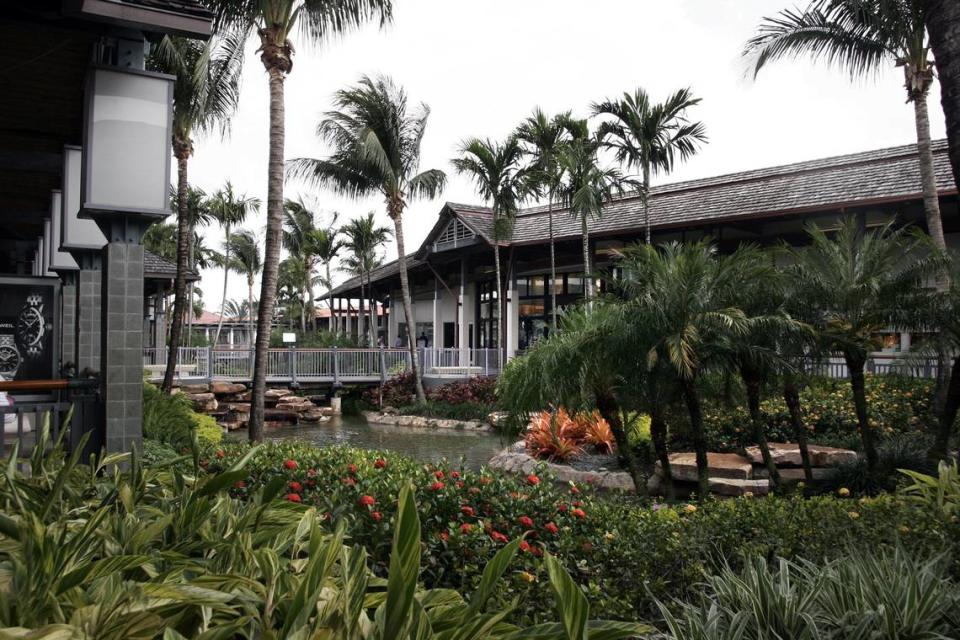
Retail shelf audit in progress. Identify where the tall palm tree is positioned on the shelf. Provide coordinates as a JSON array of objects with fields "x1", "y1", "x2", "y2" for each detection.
[
  {"x1": 592, "y1": 88, "x2": 707, "y2": 244},
  {"x1": 283, "y1": 197, "x2": 324, "y2": 333},
  {"x1": 143, "y1": 222, "x2": 178, "y2": 263},
  {"x1": 515, "y1": 109, "x2": 571, "y2": 333},
  {"x1": 922, "y1": 0, "x2": 960, "y2": 218},
  {"x1": 310, "y1": 219, "x2": 343, "y2": 334},
  {"x1": 226, "y1": 230, "x2": 263, "y2": 348},
  {"x1": 452, "y1": 137, "x2": 529, "y2": 360},
  {"x1": 181, "y1": 185, "x2": 214, "y2": 346},
  {"x1": 206, "y1": 1, "x2": 393, "y2": 441},
  {"x1": 149, "y1": 35, "x2": 242, "y2": 392},
  {"x1": 278, "y1": 256, "x2": 308, "y2": 330},
  {"x1": 555, "y1": 118, "x2": 632, "y2": 306},
  {"x1": 288, "y1": 75, "x2": 446, "y2": 404},
  {"x1": 744, "y1": 0, "x2": 947, "y2": 251},
  {"x1": 208, "y1": 182, "x2": 260, "y2": 347},
  {"x1": 342, "y1": 213, "x2": 392, "y2": 345},
  {"x1": 787, "y1": 219, "x2": 942, "y2": 474}
]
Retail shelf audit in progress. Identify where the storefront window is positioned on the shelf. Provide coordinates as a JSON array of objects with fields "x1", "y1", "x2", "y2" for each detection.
[{"x1": 567, "y1": 275, "x2": 583, "y2": 295}]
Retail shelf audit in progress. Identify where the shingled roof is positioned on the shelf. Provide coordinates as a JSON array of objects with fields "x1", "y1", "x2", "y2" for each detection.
[
  {"x1": 331, "y1": 139, "x2": 957, "y2": 295},
  {"x1": 123, "y1": 0, "x2": 211, "y2": 18},
  {"x1": 144, "y1": 249, "x2": 200, "y2": 282}
]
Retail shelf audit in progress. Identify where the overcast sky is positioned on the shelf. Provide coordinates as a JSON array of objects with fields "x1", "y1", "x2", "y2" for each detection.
[{"x1": 185, "y1": 0, "x2": 947, "y2": 310}]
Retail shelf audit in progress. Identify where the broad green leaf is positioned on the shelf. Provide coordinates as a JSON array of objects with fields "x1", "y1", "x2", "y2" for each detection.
[
  {"x1": 467, "y1": 536, "x2": 522, "y2": 616},
  {"x1": 380, "y1": 482, "x2": 421, "y2": 640},
  {"x1": 545, "y1": 553, "x2": 589, "y2": 640}
]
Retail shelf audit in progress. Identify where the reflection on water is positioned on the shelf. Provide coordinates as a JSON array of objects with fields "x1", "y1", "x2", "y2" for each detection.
[{"x1": 262, "y1": 414, "x2": 512, "y2": 470}]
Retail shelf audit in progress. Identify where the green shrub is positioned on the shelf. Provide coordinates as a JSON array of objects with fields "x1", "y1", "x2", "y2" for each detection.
[
  {"x1": 819, "y1": 432, "x2": 938, "y2": 495},
  {"x1": 193, "y1": 411, "x2": 223, "y2": 446},
  {"x1": 397, "y1": 400, "x2": 493, "y2": 422},
  {"x1": 205, "y1": 440, "x2": 956, "y2": 624},
  {"x1": 143, "y1": 383, "x2": 222, "y2": 449}
]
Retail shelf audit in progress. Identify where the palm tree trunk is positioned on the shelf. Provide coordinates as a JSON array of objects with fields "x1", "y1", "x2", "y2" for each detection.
[
  {"x1": 742, "y1": 369, "x2": 781, "y2": 489},
  {"x1": 595, "y1": 392, "x2": 646, "y2": 496},
  {"x1": 649, "y1": 409, "x2": 674, "y2": 500},
  {"x1": 643, "y1": 166, "x2": 651, "y2": 244},
  {"x1": 162, "y1": 151, "x2": 190, "y2": 393},
  {"x1": 307, "y1": 258, "x2": 316, "y2": 333},
  {"x1": 681, "y1": 378, "x2": 710, "y2": 498},
  {"x1": 213, "y1": 226, "x2": 231, "y2": 348},
  {"x1": 299, "y1": 283, "x2": 307, "y2": 333},
  {"x1": 783, "y1": 376, "x2": 814, "y2": 483},
  {"x1": 844, "y1": 351, "x2": 878, "y2": 475},
  {"x1": 581, "y1": 217, "x2": 593, "y2": 305},
  {"x1": 247, "y1": 277, "x2": 254, "y2": 350},
  {"x1": 930, "y1": 355, "x2": 960, "y2": 461},
  {"x1": 912, "y1": 91, "x2": 948, "y2": 252},
  {"x1": 392, "y1": 214, "x2": 426, "y2": 403},
  {"x1": 358, "y1": 279, "x2": 366, "y2": 344},
  {"x1": 548, "y1": 196, "x2": 557, "y2": 334},
  {"x1": 493, "y1": 244, "x2": 505, "y2": 362},
  {"x1": 924, "y1": 0, "x2": 960, "y2": 190},
  {"x1": 327, "y1": 261, "x2": 335, "y2": 334},
  {"x1": 368, "y1": 275, "x2": 376, "y2": 346},
  {"x1": 250, "y1": 66, "x2": 286, "y2": 442}
]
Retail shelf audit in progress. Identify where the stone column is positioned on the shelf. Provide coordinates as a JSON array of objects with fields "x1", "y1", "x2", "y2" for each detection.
[
  {"x1": 505, "y1": 254, "x2": 519, "y2": 360},
  {"x1": 76, "y1": 256, "x2": 102, "y2": 375},
  {"x1": 100, "y1": 241, "x2": 144, "y2": 454},
  {"x1": 432, "y1": 278, "x2": 440, "y2": 350},
  {"x1": 59, "y1": 272, "x2": 77, "y2": 373},
  {"x1": 458, "y1": 260, "x2": 467, "y2": 352}
]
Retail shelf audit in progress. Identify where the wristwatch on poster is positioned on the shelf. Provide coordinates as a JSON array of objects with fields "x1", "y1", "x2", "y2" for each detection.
[
  {"x1": 0, "y1": 335, "x2": 20, "y2": 377},
  {"x1": 16, "y1": 294, "x2": 46, "y2": 358}
]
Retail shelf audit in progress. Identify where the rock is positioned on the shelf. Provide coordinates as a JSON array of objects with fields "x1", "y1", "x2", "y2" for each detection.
[
  {"x1": 300, "y1": 408, "x2": 330, "y2": 423},
  {"x1": 487, "y1": 411, "x2": 510, "y2": 428},
  {"x1": 181, "y1": 383, "x2": 210, "y2": 394},
  {"x1": 754, "y1": 466, "x2": 837, "y2": 482},
  {"x1": 211, "y1": 381, "x2": 246, "y2": 395},
  {"x1": 264, "y1": 388, "x2": 293, "y2": 400},
  {"x1": 186, "y1": 392, "x2": 217, "y2": 412},
  {"x1": 657, "y1": 452, "x2": 754, "y2": 482},
  {"x1": 709, "y1": 477, "x2": 770, "y2": 497},
  {"x1": 382, "y1": 406, "x2": 399, "y2": 415},
  {"x1": 744, "y1": 443, "x2": 857, "y2": 468},
  {"x1": 487, "y1": 446, "x2": 635, "y2": 492}
]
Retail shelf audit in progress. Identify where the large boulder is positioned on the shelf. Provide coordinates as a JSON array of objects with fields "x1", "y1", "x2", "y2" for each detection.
[
  {"x1": 709, "y1": 477, "x2": 770, "y2": 497},
  {"x1": 744, "y1": 443, "x2": 857, "y2": 468},
  {"x1": 186, "y1": 392, "x2": 217, "y2": 412},
  {"x1": 211, "y1": 381, "x2": 247, "y2": 395},
  {"x1": 264, "y1": 388, "x2": 293, "y2": 400},
  {"x1": 180, "y1": 383, "x2": 210, "y2": 394},
  {"x1": 657, "y1": 452, "x2": 754, "y2": 482}
]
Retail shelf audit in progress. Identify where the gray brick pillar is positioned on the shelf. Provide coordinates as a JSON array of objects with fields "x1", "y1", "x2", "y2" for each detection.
[
  {"x1": 59, "y1": 272, "x2": 77, "y2": 372},
  {"x1": 76, "y1": 263, "x2": 102, "y2": 374},
  {"x1": 100, "y1": 242, "x2": 144, "y2": 454}
]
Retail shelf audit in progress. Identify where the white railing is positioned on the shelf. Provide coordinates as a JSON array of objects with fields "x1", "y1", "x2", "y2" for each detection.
[
  {"x1": 142, "y1": 347, "x2": 210, "y2": 380},
  {"x1": 803, "y1": 354, "x2": 940, "y2": 379},
  {"x1": 419, "y1": 348, "x2": 502, "y2": 377}
]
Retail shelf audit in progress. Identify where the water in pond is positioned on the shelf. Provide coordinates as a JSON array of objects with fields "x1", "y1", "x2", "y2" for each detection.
[{"x1": 262, "y1": 414, "x2": 512, "y2": 470}]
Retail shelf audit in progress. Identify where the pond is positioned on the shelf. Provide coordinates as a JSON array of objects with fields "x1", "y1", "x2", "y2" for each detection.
[{"x1": 262, "y1": 414, "x2": 512, "y2": 470}]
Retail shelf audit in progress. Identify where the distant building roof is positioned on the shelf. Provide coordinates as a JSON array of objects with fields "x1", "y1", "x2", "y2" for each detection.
[
  {"x1": 144, "y1": 250, "x2": 200, "y2": 282},
  {"x1": 331, "y1": 139, "x2": 958, "y2": 295}
]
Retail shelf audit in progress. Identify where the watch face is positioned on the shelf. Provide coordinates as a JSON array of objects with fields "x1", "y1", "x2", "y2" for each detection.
[
  {"x1": 16, "y1": 297, "x2": 45, "y2": 357},
  {"x1": 0, "y1": 336, "x2": 19, "y2": 377}
]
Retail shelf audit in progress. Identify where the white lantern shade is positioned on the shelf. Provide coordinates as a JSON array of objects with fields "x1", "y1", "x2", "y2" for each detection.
[
  {"x1": 61, "y1": 146, "x2": 107, "y2": 251},
  {"x1": 81, "y1": 66, "x2": 173, "y2": 219},
  {"x1": 48, "y1": 190, "x2": 78, "y2": 271}
]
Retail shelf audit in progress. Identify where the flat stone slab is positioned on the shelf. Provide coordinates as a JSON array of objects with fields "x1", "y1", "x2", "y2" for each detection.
[
  {"x1": 264, "y1": 389, "x2": 294, "y2": 399},
  {"x1": 709, "y1": 477, "x2": 770, "y2": 497},
  {"x1": 362, "y1": 411, "x2": 492, "y2": 431},
  {"x1": 211, "y1": 382, "x2": 247, "y2": 395},
  {"x1": 657, "y1": 452, "x2": 754, "y2": 482},
  {"x1": 180, "y1": 383, "x2": 210, "y2": 394},
  {"x1": 754, "y1": 466, "x2": 837, "y2": 482},
  {"x1": 488, "y1": 445, "x2": 635, "y2": 492},
  {"x1": 744, "y1": 443, "x2": 857, "y2": 468}
]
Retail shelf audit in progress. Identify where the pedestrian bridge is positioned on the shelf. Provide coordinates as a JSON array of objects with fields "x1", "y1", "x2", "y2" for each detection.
[{"x1": 143, "y1": 347, "x2": 503, "y2": 385}]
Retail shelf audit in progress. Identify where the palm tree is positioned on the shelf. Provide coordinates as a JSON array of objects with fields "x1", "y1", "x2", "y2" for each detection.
[
  {"x1": 278, "y1": 256, "x2": 308, "y2": 330},
  {"x1": 226, "y1": 230, "x2": 263, "y2": 348},
  {"x1": 452, "y1": 137, "x2": 529, "y2": 360},
  {"x1": 515, "y1": 109, "x2": 571, "y2": 333},
  {"x1": 787, "y1": 219, "x2": 942, "y2": 474},
  {"x1": 283, "y1": 197, "x2": 324, "y2": 333},
  {"x1": 143, "y1": 222, "x2": 178, "y2": 263},
  {"x1": 206, "y1": 1, "x2": 393, "y2": 441},
  {"x1": 182, "y1": 185, "x2": 214, "y2": 346},
  {"x1": 149, "y1": 35, "x2": 242, "y2": 392},
  {"x1": 208, "y1": 182, "x2": 260, "y2": 347},
  {"x1": 617, "y1": 241, "x2": 759, "y2": 497},
  {"x1": 744, "y1": 0, "x2": 947, "y2": 251},
  {"x1": 342, "y1": 213, "x2": 392, "y2": 345},
  {"x1": 592, "y1": 88, "x2": 707, "y2": 244},
  {"x1": 310, "y1": 219, "x2": 343, "y2": 334},
  {"x1": 555, "y1": 118, "x2": 632, "y2": 306},
  {"x1": 922, "y1": 0, "x2": 960, "y2": 217},
  {"x1": 288, "y1": 75, "x2": 446, "y2": 404}
]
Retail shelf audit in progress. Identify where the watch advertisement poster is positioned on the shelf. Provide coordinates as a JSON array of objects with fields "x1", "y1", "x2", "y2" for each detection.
[{"x1": 0, "y1": 277, "x2": 57, "y2": 381}]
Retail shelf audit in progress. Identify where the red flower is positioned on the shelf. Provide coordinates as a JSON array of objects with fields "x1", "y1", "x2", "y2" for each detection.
[
  {"x1": 347, "y1": 463, "x2": 358, "y2": 475},
  {"x1": 358, "y1": 495, "x2": 376, "y2": 507},
  {"x1": 460, "y1": 523, "x2": 473, "y2": 534},
  {"x1": 306, "y1": 479, "x2": 316, "y2": 488},
  {"x1": 434, "y1": 470, "x2": 445, "y2": 479},
  {"x1": 439, "y1": 531, "x2": 449, "y2": 542},
  {"x1": 374, "y1": 458, "x2": 387, "y2": 469},
  {"x1": 468, "y1": 487, "x2": 481, "y2": 494},
  {"x1": 342, "y1": 477, "x2": 356, "y2": 486},
  {"x1": 286, "y1": 493, "x2": 302, "y2": 503},
  {"x1": 519, "y1": 540, "x2": 531, "y2": 553},
  {"x1": 544, "y1": 522, "x2": 559, "y2": 535},
  {"x1": 215, "y1": 450, "x2": 225, "y2": 459},
  {"x1": 530, "y1": 545, "x2": 543, "y2": 557},
  {"x1": 526, "y1": 474, "x2": 540, "y2": 486},
  {"x1": 572, "y1": 501, "x2": 583, "y2": 507},
  {"x1": 517, "y1": 516, "x2": 534, "y2": 529},
  {"x1": 429, "y1": 481, "x2": 445, "y2": 491},
  {"x1": 371, "y1": 511, "x2": 382, "y2": 522},
  {"x1": 570, "y1": 485, "x2": 580, "y2": 494},
  {"x1": 558, "y1": 504, "x2": 568, "y2": 513},
  {"x1": 461, "y1": 505, "x2": 475, "y2": 517},
  {"x1": 490, "y1": 531, "x2": 509, "y2": 544},
  {"x1": 288, "y1": 481, "x2": 303, "y2": 493},
  {"x1": 450, "y1": 471, "x2": 460, "y2": 479},
  {"x1": 456, "y1": 481, "x2": 464, "y2": 489},
  {"x1": 572, "y1": 508, "x2": 586, "y2": 519},
  {"x1": 306, "y1": 468, "x2": 318, "y2": 477},
  {"x1": 284, "y1": 459, "x2": 298, "y2": 470},
  {"x1": 233, "y1": 480, "x2": 247, "y2": 489}
]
